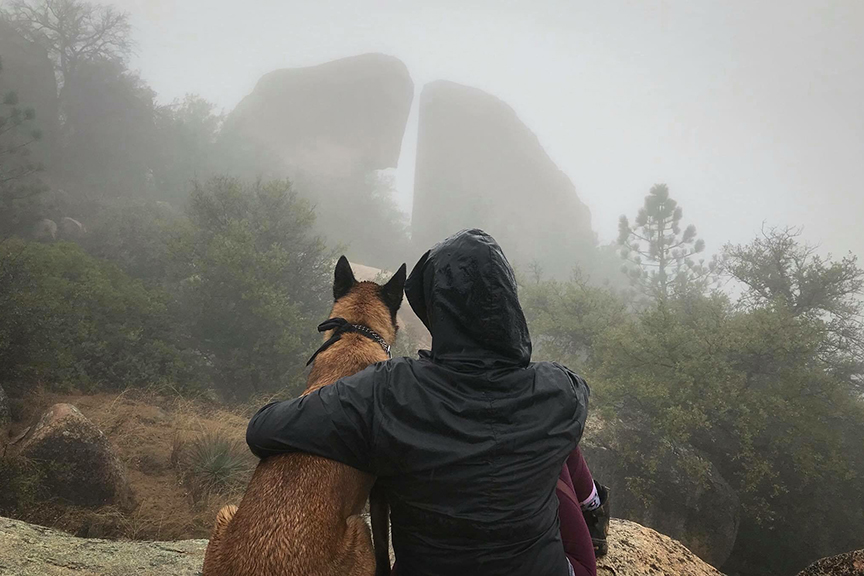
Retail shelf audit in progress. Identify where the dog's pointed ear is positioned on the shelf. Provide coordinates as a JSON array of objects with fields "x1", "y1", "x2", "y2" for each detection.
[
  {"x1": 380, "y1": 263, "x2": 407, "y2": 317},
  {"x1": 333, "y1": 256, "x2": 357, "y2": 301}
]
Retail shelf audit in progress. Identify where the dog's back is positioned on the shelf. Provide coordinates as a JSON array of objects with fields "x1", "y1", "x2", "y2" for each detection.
[
  {"x1": 202, "y1": 259, "x2": 405, "y2": 576},
  {"x1": 204, "y1": 454, "x2": 374, "y2": 575}
]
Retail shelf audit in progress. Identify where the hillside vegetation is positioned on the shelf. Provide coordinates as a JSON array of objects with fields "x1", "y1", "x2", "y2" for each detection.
[{"x1": 0, "y1": 2, "x2": 862, "y2": 575}]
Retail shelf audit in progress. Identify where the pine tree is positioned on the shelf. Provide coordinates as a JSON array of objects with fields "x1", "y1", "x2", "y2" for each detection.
[
  {"x1": 617, "y1": 183, "x2": 715, "y2": 300},
  {"x1": 0, "y1": 57, "x2": 44, "y2": 237}
]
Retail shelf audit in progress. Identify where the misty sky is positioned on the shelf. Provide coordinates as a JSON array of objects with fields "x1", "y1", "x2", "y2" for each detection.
[{"x1": 111, "y1": 0, "x2": 863, "y2": 260}]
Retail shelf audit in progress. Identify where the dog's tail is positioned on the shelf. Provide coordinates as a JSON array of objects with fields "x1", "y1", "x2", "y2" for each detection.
[{"x1": 202, "y1": 505, "x2": 238, "y2": 575}]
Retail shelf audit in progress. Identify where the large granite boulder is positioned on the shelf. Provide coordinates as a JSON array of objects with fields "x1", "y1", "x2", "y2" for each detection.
[
  {"x1": 412, "y1": 80, "x2": 596, "y2": 277},
  {"x1": 58, "y1": 216, "x2": 86, "y2": 240},
  {"x1": 222, "y1": 54, "x2": 414, "y2": 268},
  {"x1": 31, "y1": 218, "x2": 57, "y2": 241},
  {"x1": 0, "y1": 515, "x2": 722, "y2": 576},
  {"x1": 224, "y1": 53, "x2": 413, "y2": 177},
  {"x1": 597, "y1": 518, "x2": 725, "y2": 576},
  {"x1": 12, "y1": 404, "x2": 133, "y2": 510},
  {"x1": 798, "y1": 550, "x2": 864, "y2": 576},
  {"x1": 0, "y1": 19, "x2": 59, "y2": 162},
  {"x1": 582, "y1": 415, "x2": 740, "y2": 568}
]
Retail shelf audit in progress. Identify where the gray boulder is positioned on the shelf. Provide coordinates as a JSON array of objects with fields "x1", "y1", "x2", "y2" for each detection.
[
  {"x1": 224, "y1": 53, "x2": 413, "y2": 176},
  {"x1": 13, "y1": 403, "x2": 134, "y2": 510},
  {"x1": 412, "y1": 80, "x2": 596, "y2": 277},
  {"x1": 222, "y1": 54, "x2": 414, "y2": 267},
  {"x1": 58, "y1": 216, "x2": 86, "y2": 239},
  {"x1": 32, "y1": 218, "x2": 57, "y2": 241},
  {"x1": 582, "y1": 415, "x2": 740, "y2": 568}
]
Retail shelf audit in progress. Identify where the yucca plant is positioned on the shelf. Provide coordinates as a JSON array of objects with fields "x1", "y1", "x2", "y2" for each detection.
[{"x1": 175, "y1": 430, "x2": 253, "y2": 502}]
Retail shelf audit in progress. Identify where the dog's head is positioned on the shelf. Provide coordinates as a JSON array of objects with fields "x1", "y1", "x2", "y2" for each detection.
[{"x1": 330, "y1": 256, "x2": 407, "y2": 345}]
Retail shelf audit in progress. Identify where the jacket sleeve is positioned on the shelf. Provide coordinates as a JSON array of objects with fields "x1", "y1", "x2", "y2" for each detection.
[{"x1": 246, "y1": 364, "x2": 385, "y2": 475}]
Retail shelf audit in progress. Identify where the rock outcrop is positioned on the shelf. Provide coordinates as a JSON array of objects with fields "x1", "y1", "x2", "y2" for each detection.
[
  {"x1": 0, "y1": 515, "x2": 722, "y2": 576},
  {"x1": 31, "y1": 218, "x2": 57, "y2": 241},
  {"x1": 412, "y1": 80, "x2": 596, "y2": 277},
  {"x1": 597, "y1": 519, "x2": 724, "y2": 576},
  {"x1": 582, "y1": 415, "x2": 740, "y2": 568},
  {"x1": 0, "y1": 516, "x2": 205, "y2": 576},
  {"x1": 222, "y1": 54, "x2": 414, "y2": 268},
  {"x1": 11, "y1": 404, "x2": 133, "y2": 510},
  {"x1": 224, "y1": 53, "x2": 413, "y2": 177},
  {"x1": 798, "y1": 550, "x2": 864, "y2": 576},
  {"x1": 0, "y1": 20, "x2": 59, "y2": 162}
]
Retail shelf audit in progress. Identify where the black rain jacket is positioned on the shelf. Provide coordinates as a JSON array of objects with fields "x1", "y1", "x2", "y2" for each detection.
[{"x1": 247, "y1": 229, "x2": 589, "y2": 576}]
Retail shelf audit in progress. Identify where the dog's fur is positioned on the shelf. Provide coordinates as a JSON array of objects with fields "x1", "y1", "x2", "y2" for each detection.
[{"x1": 202, "y1": 256, "x2": 405, "y2": 576}]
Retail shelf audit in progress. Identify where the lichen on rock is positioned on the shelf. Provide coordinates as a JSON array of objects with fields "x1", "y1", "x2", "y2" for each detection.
[
  {"x1": 598, "y1": 519, "x2": 726, "y2": 576},
  {"x1": 797, "y1": 549, "x2": 864, "y2": 576}
]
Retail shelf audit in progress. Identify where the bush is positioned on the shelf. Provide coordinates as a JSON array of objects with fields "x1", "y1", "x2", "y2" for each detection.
[
  {"x1": 519, "y1": 272, "x2": 628, "y2": 367},
  {"x1": 591, "y1": 292, "x2": 864, "y2": 574},
  {"x1": 0, "y1": 454, "x2": 45, "y2": 514},
  {"x1": 169, "y1": 177, "x2": 335, "y2": 399},
  {"x1": 81, "y1": 200, "x2": 181, "y2": 284},
  {"x1": 0, "y1": 238, "x2": 201, "y2": 394},
  {"x1": 522, "y1": 242, "x2": 864, "y2": 575}
]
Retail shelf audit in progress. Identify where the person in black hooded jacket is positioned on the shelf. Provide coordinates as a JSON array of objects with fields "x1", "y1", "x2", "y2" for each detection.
[{"x1": 247, "y1": 229, "x2": 592, "y2": 576}]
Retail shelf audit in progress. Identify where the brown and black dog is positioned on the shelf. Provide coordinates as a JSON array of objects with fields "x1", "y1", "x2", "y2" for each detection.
[{"x1": 202, "y1": 256, "x2": 404, "y2": 576}]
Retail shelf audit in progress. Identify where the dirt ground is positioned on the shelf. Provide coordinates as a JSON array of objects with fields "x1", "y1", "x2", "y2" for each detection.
[{"x1": 3, "y1": 388, "x2": 262, "y2": 541}]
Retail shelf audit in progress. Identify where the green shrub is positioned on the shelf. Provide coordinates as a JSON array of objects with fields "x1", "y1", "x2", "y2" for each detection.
[
  {"x1": 521, "y1": 231, "x2": 864, "y2": 575},
  {"x1": 169, "y1": 177, "x2": 335, "y2": 399},
  {"x1": 0, "y1": 238, "x2": 201, "y2": 394},
  {"x1": 0, "y1": 454, "x2": 45, "y2": 514},
  {"x1": 81, "y1": 200, "x2": 181, "y2": 284}
]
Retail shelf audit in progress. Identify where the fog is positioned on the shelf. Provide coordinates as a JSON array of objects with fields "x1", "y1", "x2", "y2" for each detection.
[
  {"x1": 113, "y1": 0, "x2": 864, "y2": 258},
  {"x1": 3, "y1": 3, "x2": 864, "y2": 575}
]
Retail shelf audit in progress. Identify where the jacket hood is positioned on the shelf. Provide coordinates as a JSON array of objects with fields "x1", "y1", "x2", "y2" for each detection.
[{"x1": 405, "y1": 229, "x2": 532, "y2": 370}]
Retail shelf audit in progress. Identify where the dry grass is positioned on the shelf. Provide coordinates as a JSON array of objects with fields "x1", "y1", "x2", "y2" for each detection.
[{"x1": 1, "y1": 387, "x2": 265, "y2": 541}]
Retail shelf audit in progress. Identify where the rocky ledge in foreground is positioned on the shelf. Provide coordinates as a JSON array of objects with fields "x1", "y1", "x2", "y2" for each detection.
[
  {"x1": 0, "y1": 517, "x2": 206, "y2": 576},
  {"x1": 0, "y1": 516, "x2": 723, "y2": 576},
  {"x1": 597, "y1": 519, "x2": 724, "y2": 576}
]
